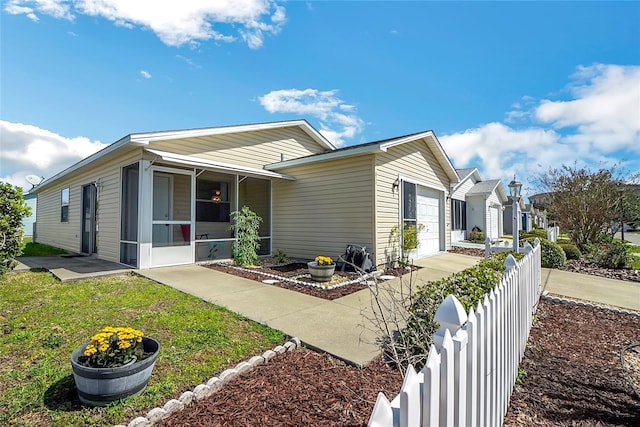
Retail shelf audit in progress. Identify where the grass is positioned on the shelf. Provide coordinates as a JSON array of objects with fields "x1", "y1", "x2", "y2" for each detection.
[
  {"x1": 0, "y1": 270, "x2": 286, "y2": 426},
  {"x1": 20, "y1": 238, "x2": 67, "y2": 257}
]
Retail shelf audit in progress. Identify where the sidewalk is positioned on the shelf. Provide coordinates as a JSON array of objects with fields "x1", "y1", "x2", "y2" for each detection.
[
  {"x1": 542, "y1": 268, "x2": 640, "y2": 311},
  {"x1": 136, "y1": 252, "x2": 480, "y2": 367}
]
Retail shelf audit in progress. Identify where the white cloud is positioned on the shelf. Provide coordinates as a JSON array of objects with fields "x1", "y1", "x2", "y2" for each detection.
[
  {"x1": 259, "y1": 88, "x2": 365, "y2": 146},
  {"x1": 441, "y1": 64, "x2": 640, "y2": 189},
  {"x1": 4, "y1": 0, "x2": 286, "y2": 48},
  {"x1": 535, "y1": 64, "x2": 640, "y2": 152},
  {"x1": 140, "y1": 70, "x2": 151, "y2": 79},
  {"x1": 0, "y1": 121, "x2": 107, "y2": 190}
]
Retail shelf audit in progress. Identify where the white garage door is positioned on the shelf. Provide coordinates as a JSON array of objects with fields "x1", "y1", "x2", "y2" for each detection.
[
  {"x1": 489, "y1": 206, "x2": 500, "y2": 240},
  {"x1": 416, "y1": 187, "x2": 441, "y2": 258}
]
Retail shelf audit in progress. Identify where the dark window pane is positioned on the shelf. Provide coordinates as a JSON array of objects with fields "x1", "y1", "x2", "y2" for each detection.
[{"x1": 402, "y1": 181, "x2": 416, "y2": 220}]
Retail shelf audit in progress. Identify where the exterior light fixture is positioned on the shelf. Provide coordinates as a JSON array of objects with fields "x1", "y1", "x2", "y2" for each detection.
[{"x1": 508, "y1": 174, "x2": 523, "y2": 253}]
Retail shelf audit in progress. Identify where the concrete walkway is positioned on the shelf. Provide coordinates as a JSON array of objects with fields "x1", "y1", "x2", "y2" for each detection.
[
  {"x1": 542, "y1": 268, "x2": 640, "y2": 311},
  {"x1": 15, "y1": 255, "x2": 131, "y2": 281},
  {"x1": 136, "y1": 252, "x2": 481, "y2": 367}
]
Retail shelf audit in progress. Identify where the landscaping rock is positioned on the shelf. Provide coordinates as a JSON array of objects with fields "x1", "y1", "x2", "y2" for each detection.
[{"x1": 146, "y1": 407, "x2": 168, "y2": 423}]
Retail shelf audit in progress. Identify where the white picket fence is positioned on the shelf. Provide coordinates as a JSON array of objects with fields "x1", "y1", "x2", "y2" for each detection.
[{"x1": 368, "y1": 239, "x2": 542, "y2": 427}]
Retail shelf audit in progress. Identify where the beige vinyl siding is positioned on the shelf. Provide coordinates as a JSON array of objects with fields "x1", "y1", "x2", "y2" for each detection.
[
  {"x1": 272, "y1": 155, "x2": 375, "y2": 260},
  {"x1": 35, "y1": 149, "x2": 143, "y2": 263},
  {"x1": 148, "y1": 127, "x2": 326, "y2": 170},
  {"x1": 374, "y1": 137, "x2": 452, "y2": 265},
  {"x1": 239, "y1": 177, "x2": 271, "y2": 237},
  {"x1": 451, "y1": 176, "x2": 476, "y2": 201}
]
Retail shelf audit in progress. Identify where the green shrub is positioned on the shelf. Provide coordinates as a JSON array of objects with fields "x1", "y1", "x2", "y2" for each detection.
[
  {"x1": 399, "y1": 252, "x2": 519, "y2": 368},
  {"x1": 523, "y1": 237, "x2": 566, "y2": 268},
  {"x1": 520, "y1": 229, "x2": 547, "y2": 240},
  {"x1": 558, "y1": 243, "x2": 581, "y2": 260},
  {"x1": 469, "y1": 230, "x2": 486, "y2": 243},
  {"x1": 0, "y1": 182, "x2": 31, "y2": 277},
  {"x1": 594, "y1": 241, "x2": 631, "y2": 269},
  {"x1": 229, "y1": 206, "x2": 262, "y2": 266}
]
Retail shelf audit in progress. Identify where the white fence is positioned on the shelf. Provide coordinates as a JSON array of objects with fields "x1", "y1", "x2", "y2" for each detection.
[{"x1": 368, "y1": 239, "x2": 542, "y2": 427}]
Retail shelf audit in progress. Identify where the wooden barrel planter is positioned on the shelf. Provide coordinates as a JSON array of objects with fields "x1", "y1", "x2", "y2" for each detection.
[
  {"x1": 307, "y1": 261, "x2": 336, "y2": 282},
  {"x1": 70, "y1": 337, "x2": 160, "y2": 406}
]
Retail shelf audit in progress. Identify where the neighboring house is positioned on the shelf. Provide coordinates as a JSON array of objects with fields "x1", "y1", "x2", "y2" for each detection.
[
  {"x1": 503, "y1": 197, "x2": 526, "y2": 235},
  {"x1": 450, "y1": 168, "x2": 507, "y2": 242},
  {"x1": 22, "y1": 192, "x2": 37, "y2": 237},
  {"x1": 521, "y1": 203, "x2": 547, "y2": 231},
  {"x1": 32, "y1": 120, "x2": 459, "y2": 269}
]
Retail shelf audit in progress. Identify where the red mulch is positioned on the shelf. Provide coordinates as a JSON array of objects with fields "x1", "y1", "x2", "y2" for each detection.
[
  {"x1": 152, "y1": 300, "x2": 639, "y2": 427},
  {"x1": 504, "y1": 301, "x2": 640, "y2": 426},
  {"x1": 205, "y1": 263, "x2": 415, "y2": 301},
  {"x1": 449, "y1": 246, "x2": 485, "y2": 257},
  {"x1": 158, "y1": 351, "x2": 403, "y2": 427},
  {"x1": 560, "y1": 259, "x2": 640, "y2": 282}
]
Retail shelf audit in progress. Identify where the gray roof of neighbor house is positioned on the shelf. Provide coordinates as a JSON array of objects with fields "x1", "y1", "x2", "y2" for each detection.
[
  {"x1": 467, "y1": 179, "x2": 501, "y2": 195},
  {"x1": 456, "y1": 168, "x2": 477, "y2": 180}
]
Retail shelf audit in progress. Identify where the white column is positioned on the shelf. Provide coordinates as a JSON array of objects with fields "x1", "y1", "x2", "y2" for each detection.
[{"x1": 138, "y1": 160, "x2": 153, "y2": 269}]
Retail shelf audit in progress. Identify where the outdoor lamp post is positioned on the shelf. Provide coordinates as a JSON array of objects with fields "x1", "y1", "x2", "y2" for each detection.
[{"x1": 508, "y1": 175, "x2": 523, "y2": 253}]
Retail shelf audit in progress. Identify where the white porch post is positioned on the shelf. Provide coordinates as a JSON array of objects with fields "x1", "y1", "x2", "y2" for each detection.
[{"x1": 138, "y1": 159, "x2": 153, "y2": 269}]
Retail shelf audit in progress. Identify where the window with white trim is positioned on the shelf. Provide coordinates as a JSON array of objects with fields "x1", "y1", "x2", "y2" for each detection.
[{"x1": 61, "y1": 187, "x2": 69, "y2": 222}]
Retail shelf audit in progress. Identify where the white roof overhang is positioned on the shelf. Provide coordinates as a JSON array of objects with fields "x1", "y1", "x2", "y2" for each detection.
[{"x1": 145, "y1": 149, "x2": 296, "y2": 180}]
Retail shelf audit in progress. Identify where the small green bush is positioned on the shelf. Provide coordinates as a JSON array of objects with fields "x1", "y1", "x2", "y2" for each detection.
[
  {"x1": 594, "y1": 241, "x2": 630, "y2": 269},
  {"x1": 523, "y1": 237, "x2": 566, "y2": 268},
  {"x1": 520, "y1": 229, "x2": 547, "y2": 240},
  {"x1": 558, "y1": 243, "x2": 581, "y2": 260},
  {"x1": 469, "y1": 230, "x2": 485, "y2": 243},
  {"x1": 399, "y1": 252, "x2": 520, "y2": 368},
  {"x1": 229, "y1": 206, "x2": 262, "y2": 267}
]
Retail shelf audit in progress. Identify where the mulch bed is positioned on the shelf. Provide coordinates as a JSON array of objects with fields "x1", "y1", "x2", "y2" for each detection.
[
  {"x1": 449, "y1": 246, "x2": 485, "y2": 257},
  {"x1": 560, "y1": 259, "x2": 640, "y2": 282},
  {"x1": 155, "y1": 300, "x2": 639, "y2": 427},
  {"x1": 206, "y1": 262, "x2": 415, "y2": 301},
  {"x1": 159, "y1": 351, "x2": 403, "y2": 427},
  {"x1": 504, "y1": 300, "x2": 640, "y2": 426}
]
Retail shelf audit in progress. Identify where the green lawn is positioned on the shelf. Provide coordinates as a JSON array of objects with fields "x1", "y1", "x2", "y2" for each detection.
[
  {"x1": 20, "y1": 238, "x2": 67, "y2": 257},
  {"x1": 0, "y1": 271, "x2": 285, "y2": 426}
]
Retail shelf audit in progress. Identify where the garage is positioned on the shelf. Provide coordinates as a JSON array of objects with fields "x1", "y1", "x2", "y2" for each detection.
[{"x1": 416, "y1": 187, "x2": 442, "y2": 258}]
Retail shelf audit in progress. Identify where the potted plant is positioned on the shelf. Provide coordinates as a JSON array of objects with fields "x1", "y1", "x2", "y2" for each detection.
[
  {"x1": 307, "y1": 255, "x2": 336, "y2": 282},
  {"x1": 70, "y1": 326, "x2": 159, "y2": 406}
]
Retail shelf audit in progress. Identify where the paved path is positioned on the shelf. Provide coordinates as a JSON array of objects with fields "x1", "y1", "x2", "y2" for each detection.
[
  {"x1": 15, "y1": 255, "x2": 131, "y2": 281},
  {"x1": 542, "y1": 268, "x2": 640, "y2": 311},
  {"x1": 136, "y1": 252, "x2": 480, "y2": 367}
]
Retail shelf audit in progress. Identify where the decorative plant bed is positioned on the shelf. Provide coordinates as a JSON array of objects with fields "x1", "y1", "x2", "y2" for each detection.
[{"x1": 205, "y1": 260, "x2": 419, "y2": 301}]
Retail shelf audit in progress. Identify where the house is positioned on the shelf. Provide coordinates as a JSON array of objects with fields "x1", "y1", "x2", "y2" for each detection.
[
  {"x1": 22, "y1": 192, "x2": 37, "y2": 237},
  {"x1": 450, "y1": 168, "x2": 507, "y2": 242},
  {"x1": 503, "y1": 197, "x2": 526, "y2": 235},
  {"x1": 32, "y1": 120, "x2": 459, "y2": 269}
]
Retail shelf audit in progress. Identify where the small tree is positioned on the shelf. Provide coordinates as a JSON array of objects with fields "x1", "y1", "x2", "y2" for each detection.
[
  {"x1": 533, "y1": 164, "x2": 639, "y2": 251},
  {"x1": 229, "y1": 206, "x2": 262, "y2": 267},
  {"x1": 0, "y1": 182, "x2": 31, "y2": 277}
]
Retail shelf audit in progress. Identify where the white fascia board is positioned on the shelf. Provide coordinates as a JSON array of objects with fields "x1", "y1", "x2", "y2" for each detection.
[
  {"x1": 265, "y1": 144, "x2": 381, "y2": 170},
  {"x1": 33, "y1": 135, "x2": 136, "y2": 192},
  {"x1": 145, "y1": 149, "x2": 295, "y2": 180},
  {"x1": 131, "y1": 120, "x2": 336, "y2": 151}
]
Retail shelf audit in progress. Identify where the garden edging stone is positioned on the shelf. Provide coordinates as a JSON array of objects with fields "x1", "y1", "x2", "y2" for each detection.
[{"x1": 114, "y1": 337, "x2": 303, "y2": 427}]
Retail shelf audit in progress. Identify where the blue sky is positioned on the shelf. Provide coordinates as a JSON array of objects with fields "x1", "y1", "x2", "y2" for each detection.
[{"x1": 1, "y1": 1, "x2": 639, "y2": 194}]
